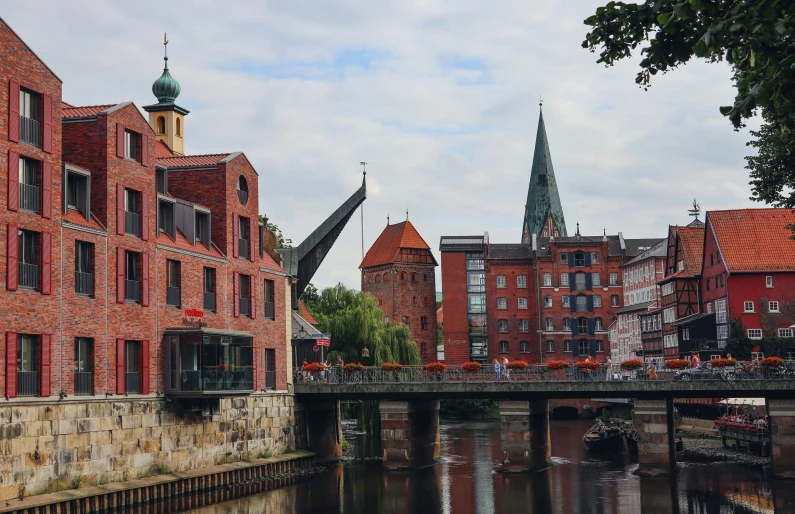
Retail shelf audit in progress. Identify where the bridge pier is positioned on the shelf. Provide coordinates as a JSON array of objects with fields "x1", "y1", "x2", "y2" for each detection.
[
  {"x1": 768, "y1": 399, "x2": 795, "y2": 479},
  {"x1": 499, "y1": 400, "x2": 551, "y2": 473},
  {"x1": 303, "y1": 400, "x2": 343, "y2": 460},
  {"x1": 380, "y1": 400, "x2": 441, "y2": 469},
  {"x1": 633, "y1": 399, "x2": 676, "y2": 476}
]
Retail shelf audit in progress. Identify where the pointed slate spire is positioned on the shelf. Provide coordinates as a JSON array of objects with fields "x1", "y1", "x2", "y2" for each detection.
[{"x1": 521, "y1": 105, "x2": 567, "y2": 242}]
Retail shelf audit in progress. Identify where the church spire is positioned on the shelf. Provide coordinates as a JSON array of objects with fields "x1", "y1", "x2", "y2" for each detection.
[{"x1": 521, "y1": 105, "x2": 567, "y2": 243}]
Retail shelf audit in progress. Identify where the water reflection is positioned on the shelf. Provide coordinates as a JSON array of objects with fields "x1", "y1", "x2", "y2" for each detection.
[{"x1": 185, "y1": 420, "x2": 790, "y2": 514}]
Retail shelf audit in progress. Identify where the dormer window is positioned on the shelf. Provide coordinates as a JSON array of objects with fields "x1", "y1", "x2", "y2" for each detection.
[
  {"x1": 196, "y1": 210, "x2": 210, "y2": 248},
  {"x1": 64, "y1": 167, "x2": 90, "y2": 220},
  {"x1": 237, "y1": 176, "x2": 249, "y2": 205},
  {"x1": 158, "y1": 199, "x2": 175, "y2": 239},
  {"x1": 156, "y1": 169, "x2": 168, "y2": 194}
]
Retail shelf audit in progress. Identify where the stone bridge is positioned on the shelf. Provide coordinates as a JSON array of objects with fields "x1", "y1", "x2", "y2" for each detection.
[{"x1": 295, "y1": 379, "x2": 795, "y2": 478}]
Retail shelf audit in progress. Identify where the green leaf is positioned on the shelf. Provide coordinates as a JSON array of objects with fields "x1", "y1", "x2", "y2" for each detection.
[
  {"x1": 673, "y1": 2, "x2": 691, "y2": 19},
  {"x1": 657, "y1": 13, "x2": 670, "y2": 25},
  {"x1": 719, "y1": 106, "x2": 733, "y2": 115},
  {"x1": 688, "y1": 0, "x2": 707, "y2": 11},
  {"x1": 693, "y1": 40, "x2": 707, "y2": 57}
]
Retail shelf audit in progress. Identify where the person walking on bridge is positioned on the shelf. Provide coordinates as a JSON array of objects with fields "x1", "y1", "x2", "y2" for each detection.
[
  {"x1": 604, "y1": 356, "x2": 613, "y2": 381},
  {"x1": 494, "y1": 359, "x2": 501, "y2": 383}
]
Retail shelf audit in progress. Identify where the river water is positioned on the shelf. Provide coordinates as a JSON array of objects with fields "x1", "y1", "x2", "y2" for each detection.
[{"x1": 184, "y1": 419, "x2": 793, "y2": 513}]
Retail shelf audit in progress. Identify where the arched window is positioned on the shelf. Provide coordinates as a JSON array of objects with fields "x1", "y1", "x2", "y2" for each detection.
[
  {"x1": 383, "y1": 273, "x2": 389, "y2": 282},
  {"x1": 237, "y1": 176, "x2": 249, "y2": 205},
  {"x1": 176, "y1": 117, "x2": 181, "y2": 136},
  {"x1": 156, "y1": 116, "x2": 166, "y2": 135},
  {"x1": 411, "y1": 273, "x2": 418, "y2": 282},
  {"x1": 375, "y1": 274, "x2": 382, "y2": 283}
]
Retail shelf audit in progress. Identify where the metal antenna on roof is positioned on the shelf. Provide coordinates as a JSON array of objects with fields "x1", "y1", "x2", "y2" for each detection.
[
  {"x1": 360, "y1": 161, "x2": 369, "y2": 360},
  {"x1": 688, "y1": 198, "x2": 701, "y2": 220},
  {"x1": 406, "y1": 209, "x2": 409, "y2": 221},
  {"x1": 387, "y1": 214, "x2": 390, "y2": 226}
]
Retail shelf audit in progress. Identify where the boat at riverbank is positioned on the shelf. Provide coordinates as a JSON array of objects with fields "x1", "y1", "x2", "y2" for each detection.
[{"x1": 583, "y1": 420, "x2": 625, "y2": 452}]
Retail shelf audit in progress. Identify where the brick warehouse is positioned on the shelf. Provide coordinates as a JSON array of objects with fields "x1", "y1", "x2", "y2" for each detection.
[
  {"x1": 0, "y1": 18, "x2": 368, "y2": 499},
  {"x1": 361, "y1": 220, "x2": 438, "y2": 362},
  {"x1": 440, "y1": 107, "x2": 662, "y2": 365}
]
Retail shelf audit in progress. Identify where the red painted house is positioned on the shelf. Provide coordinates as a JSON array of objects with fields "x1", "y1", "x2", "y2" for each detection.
[{"x1": 700, "y1": 209, "x2": 795, "y2": 350}]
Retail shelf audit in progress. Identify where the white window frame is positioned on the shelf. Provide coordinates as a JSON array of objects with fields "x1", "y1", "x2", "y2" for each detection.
[
  {"x1": 563, "y1": 340, "x2": 572, "y2": 353},
  {"x1": 518, "y1": 297, "x2": 528, "y2": 310},
  {"x1": 497, "y1": 298, "x2": 507, "y2": 310},
  {"x1": 592, "y1": 272, "x2": 601, "y2": 286},
  {"x1": 595, "y1": 340, "x2": 604, "y2": 353},
  {"x1": 766, "y1": 275, "x2": 773, "y2": 288},
  {"x1": 517, "y1": 275, "x2": 527, "y2": 288},
  {"x1": 543, "y1": 273, "x2": 552, "y2": 287},
  {"x1": 544, "y1": 296, "x2": 552, "y2": 308},
  {"x1": 518, "y1": 319, "x2": 529, "y2": 333},
  {"x1": 562, "y1": 296, "x2": 570, "y2": 308},
  {"x1": 560, "y1": 273, "x2": 569, "y2": 287},
  {"x1": 747, "y1": 329, "x2": 763, "y2": 340},
  {"x1": 779, "y1": 328, "x2": 793, "y2": 338},
  {"x1": 496, "y1": 275, "x2": 506, "y2": 289},
  {"x1": 609, "y1": 272, "x2": 618, "y2": 286},
  {"x1": 546, "y1": 340, "x2": 555, "y2": 352},
  {"x1": 744, "y1": 301, "x2": 754, "y2": 313},
  {"x1": 717, "y1": 325, "x2": 728, "y2": 341},
  {"x1": 593, "y1": 295, "x2": 602, "y2": 308},
  {"x1": 769, "y1": 301, "x2": 780, "y2": 313},
  {"x1": 545, "y1": 318, "x2": 554, "y2": 331},
  {"x1": 715, "y1": 299, "x2": 727, "y2": 324},
  {"x1": 498, "y1": 319, "x2": 508, "y2": 333}
]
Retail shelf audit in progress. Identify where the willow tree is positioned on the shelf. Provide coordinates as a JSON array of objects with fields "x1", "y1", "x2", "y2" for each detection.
[{"x1": 308, "y1": 283, "x2": 421, "y2": 450}]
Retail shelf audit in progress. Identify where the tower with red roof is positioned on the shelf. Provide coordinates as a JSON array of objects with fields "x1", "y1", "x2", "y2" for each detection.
[{"x1": 360, "y1": 220, "x2": 439, "y2": 362}]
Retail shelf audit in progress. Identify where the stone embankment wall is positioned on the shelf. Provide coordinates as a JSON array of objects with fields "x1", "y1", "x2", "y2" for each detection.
[{"x1": 0, "y1": 394, "x2": 304, "y2": 501}]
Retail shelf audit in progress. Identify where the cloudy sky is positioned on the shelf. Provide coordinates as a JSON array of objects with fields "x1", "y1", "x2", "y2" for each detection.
[{"x1": 4, "y1": 1, "x2": 761, "y2": 291}]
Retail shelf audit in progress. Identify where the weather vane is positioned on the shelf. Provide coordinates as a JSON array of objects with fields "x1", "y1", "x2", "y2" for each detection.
[
  {"x1": 539, "y1": 95, "x2": 543, "y2": 107},
  {"x1": 360, "y1": 161, "x2": 367, "y2": 175},
  {"x1": 406, "y1": 208, "x2": 409, "y2": 221},
  {"x1": 688, "y1": 198, "x2": 701, "y2": 220}
]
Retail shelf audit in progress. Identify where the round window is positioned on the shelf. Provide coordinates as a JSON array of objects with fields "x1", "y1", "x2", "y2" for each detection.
[{"x1": 237, "y1": 176, "x2": 249, "y2": 205}]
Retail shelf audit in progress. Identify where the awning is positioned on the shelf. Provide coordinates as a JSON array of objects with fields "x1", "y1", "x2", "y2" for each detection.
[
  {"x1": 291, "y1": 311, "x2": 325, "y2": 340},
  {"x1": 718, "y1": 398, "x2": 766, "y2": 406}
]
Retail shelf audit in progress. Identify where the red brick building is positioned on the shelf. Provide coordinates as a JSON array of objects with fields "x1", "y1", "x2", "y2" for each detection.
[
  {"x1": 1, "y1": 18, "x2": 292, "y2": 401},
  {"x1": 361, "y1": 220, "x2": 438, "y2": 362}
]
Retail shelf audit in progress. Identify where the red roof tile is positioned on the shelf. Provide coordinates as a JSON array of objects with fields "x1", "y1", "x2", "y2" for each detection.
[
  {"x1": 155, "y1": 140, "x2": 174, "y2": 159},
  {"x1": 62, "y1": 209, "x2": 106, "y2": 232},
  {"x1": 259, "y1": 250, "x2": 285, "y2": 274},
  {"x1": 678, "y1": 226, "x2": 705, "y2": 276},
  {"x1": 157, "y1": 154, "x2": 230, "y2": 168},
  {"x1": 709, "y1": 208, "x2": 795, "y2": 273},
  {"x1": 62, "y1": 104, "x2": 115, "y2": 118},
  {"x1": 298, "y1": 300, "x2": 318, "y2": 325},
  {"x1": 360, "y1": 221, "x2": 432, "y2": 268},
  {"x1": 157, "y1": 230, "x2": 225, "y2": 259}
]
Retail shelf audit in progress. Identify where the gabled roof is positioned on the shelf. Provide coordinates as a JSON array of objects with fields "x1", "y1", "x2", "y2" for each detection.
[
  {"x1": 158, "y1": 154, "x2": 231, "y2": 168},
  {"x1": 360, "y1": 220, "x2": 434, "y2": 268},
  {"x1": 0, "y1": 17, "x2": 62, "y2": 82},
  {"x1": 155, "y1": 140, "x2": 175, "y2": 159},
  {"x1": 488, "y1": 244, "x2": 532, "y2": 261},
  {"x1": 522, "y1": 107, "x2": 567, "y2": 241},
  {"x1": 62, "y1": 104, "x2": 116, "y2": 119},
  {"x1": 298, "y1": 300, "x2": 318, "y2": 325},
  {"x1": 259, "y1": 250, "x2": 285, "y2": 274},
  {"x1": 622, "y1": 238, "x2": 667, "y2": 268},
  {"x1": 678, "y1": 226, "x2": 705, "y2": 276},
  {"x1": 62, "y1": 209, "x2": 106, "y2": 232},
  {"x1": 708, "y1": 208, "x2": 795, "y2": 273}
]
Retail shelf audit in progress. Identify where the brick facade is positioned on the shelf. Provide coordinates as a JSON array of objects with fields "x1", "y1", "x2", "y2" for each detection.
[{"x1": 0, "y1": 19, "x2": 291, "y2": 402}]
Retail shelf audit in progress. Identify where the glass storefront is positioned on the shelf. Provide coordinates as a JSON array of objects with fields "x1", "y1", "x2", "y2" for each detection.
[{"x1": 165, "y1": 329, "x2": 254, "y2": 397}]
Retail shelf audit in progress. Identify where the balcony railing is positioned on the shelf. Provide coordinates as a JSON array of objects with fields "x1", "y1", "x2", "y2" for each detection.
[
  {"x1": 20, "y1": 116, "x2": 41, "y2": 147},
  {"x1": 264, "y1": 301, "x2": 275, "y2": 320},
  {"x1": 75, "y1": 271, "x2": 94, "y2": 296},
  {"x1": 239, "y1": 298, "x2": 250, "y2": 317},
  {"x1": 17, "y1": 371, "x2": 39, "y2": 396},
  {"x1": 125, "y1": 211, "x2": 140, "y2": 237},
  {"x1": 204, "y1": 292, "x2": 216, "y2": 312},
  {"x1": 74, "y1": 372, "x2": 93, "y2": 395},
  {"x1": 201, "y1": 367, "x2": 254, "y2": 392},
  {"x1": 166, "y1": 286, "x2": 181, "y2": 307},
  {"x1": 126, "y1": 372, "x2": 141, "y2": 394},
  {"x1": 19, "y1": 183, "x2": 40, "y2": 213},
  {"x1": 239, "y1": 239, "x2": 249, "y2": 259},
  {"x1": 125, "y1": 280, "x2": 141, "y2": 302},
  {"x1": 19, "y1": 262, "x2": 40, "y2": 290}
]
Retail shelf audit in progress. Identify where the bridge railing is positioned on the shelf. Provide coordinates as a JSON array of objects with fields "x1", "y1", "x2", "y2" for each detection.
[{"x1": 294, "y1": 362, "x2": 795, "y2": 385}]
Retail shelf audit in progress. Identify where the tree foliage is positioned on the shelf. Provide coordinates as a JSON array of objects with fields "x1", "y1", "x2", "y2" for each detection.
[
  {"x1": 258, "y1": 215, "x2": 292, "y2": 249},
  {"x1": 582, "y1": 0, "x2": 795, "y2": 130},
  {"x1": 308, "y1": 283, "x2": 421, "y2": 366},
  {"x1": 300, "y1": 283, "x2": 321, "y2": 308}
]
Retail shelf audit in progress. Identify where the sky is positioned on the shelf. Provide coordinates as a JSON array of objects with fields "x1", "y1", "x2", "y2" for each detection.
[{"x1": 3, "y1": 1, "x2": 762, "y2": 292}]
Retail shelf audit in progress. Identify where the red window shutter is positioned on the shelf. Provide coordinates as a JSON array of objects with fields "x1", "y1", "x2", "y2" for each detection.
[
  {"x1": 8, "y1": 150, "x2": 19, "y2": 211},
  {"x1": 40, "y1": 334, "x2": 51, "y2": 397},
  {"x1": 232, "y1": 214, "x2": 239, "y2": 258},
  {"x1": 42, "y1": 95, "x2": 53, "y2": 153},
  {"x1": 42, "y1": 161, "x2": 52, "y2": 219},
  {"x1": 141, "y1": 252, "x2": 150, "y2": 307},
  {"x1": 250, "y1": 274, "x2": 257, "y2": 319},
  {"x1": 141, "y1": 191, "x2": 149, "y2": 241},
  {"x1": 116, "y1": 123, "x2": 125, "y2": 158},
  {"x1": 116, "y1": 339, "x2": 126, "y2": 395},
  {"x1": 116, "y1": 183, "x2": 125, "y2": 235},
  {"x1": 7, "y1": 224, "x2": 18, "y2": 291},
  {"x1": 6, "y1": 332, "x2": 17, "y2": 399},
  {"x1": 249, "y1": 217, "x2": 256, "y2": 263},
  {"x1": 41, "y1": 232, "x2": 52, "y2": 295},
  {"x1": 233, "y1": 271, "x2": 240, "y2": 318},
  {"x1": 8, "y1": 81, "x2": 20, "y2": 142},
  {"x1": 141, "y1": 136, "x2": 149, "y2": 167},
  {"x1": 141, "y1": 340, "x2": 150, "y2": 395},
  {"x1": 116, "y1": 247, "x2": 125, "y2": 303}
]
